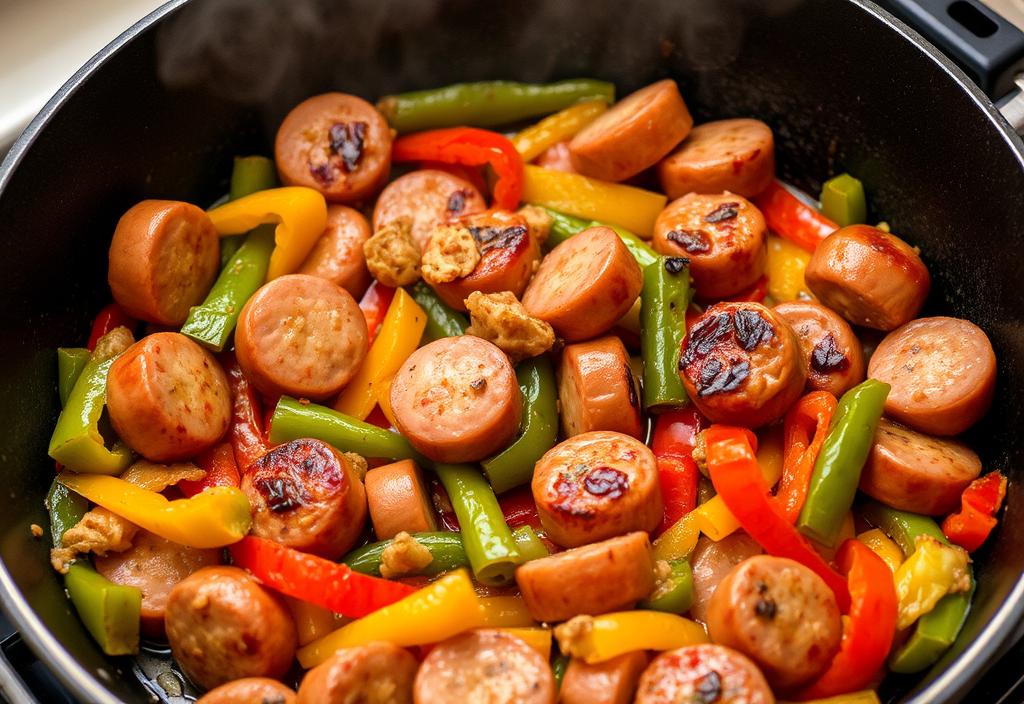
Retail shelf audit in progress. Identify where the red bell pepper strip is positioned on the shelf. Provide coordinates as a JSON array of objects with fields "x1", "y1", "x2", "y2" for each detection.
[
  {"x1": 705, "y1": 425, "x2": 851, "y2": 612},
  {"x1": 391, "y1": 128, "x2": 524, "y2": 211},
  {"x1": 359, "y1": 281, "x2": 396, "y2": 345},
  {"x1": 753, "y1": 180, "x2": 837, "y2": 252},
  {"x1": 499, "y1": 485, "x2": 542, "y2": 530},
  {"x1": 726, "y1": 275, "x2": 769, "y2": 303},
  {"x1": 86, "y1": 303, "x2": 136, "y2": 351},
  {"x1": 179, "y1": 442, "x2": 240, "y2": 497},
  {"x1": 223, "y1": 352, "x2": 270, "y2": 472},
  {"x1": 365, "y1": 405, "x2": 393, "y2": 430},
  {"x1": 229, "y1": 536, "x2": 415, "y2": 618},
  {"x1": 942, "y1": 471, "x2": 1007, "y2": 552},
  {"x1": 651, "y1": 407, "x2": 705, "y2": 458},
  {"x1": 775, "y1": 391, "x2": 837, "y2": 523},
  {"x1": 799, "y1": 540, "x2": 898, "y2": 699},
  {"x1": 651, "y1": 409, "x2": 705, "y2": 534}
]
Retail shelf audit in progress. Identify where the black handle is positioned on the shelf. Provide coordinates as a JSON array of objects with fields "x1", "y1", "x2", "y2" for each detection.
[{"x1": 875, "y1": 0, "x2": 1024, "y2": 98}]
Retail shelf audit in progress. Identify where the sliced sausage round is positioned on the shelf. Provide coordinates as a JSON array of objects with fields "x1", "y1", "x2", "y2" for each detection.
[
  {"x1": 679, "y1": 302, "x2": 806, "y2": 428},
  {"x1": 241, "y1": 438, "x2": 367, "y2": 559},
  {"x1": 532, "y1": 431, "x2": 661, "y2": 548},
  {"x1": 275, "y1": 92, "x2": 392, "y2": 203},
  {"x1": 235, "y1": 274, "x2": 368, "y2": 400},
  {"x1": 653, "y1": 193, "x2": 767, "y2": 299},
  {"x1": 635, "y1": 645, "x2": 774, "y2": 704},
  {"x1": 867, "y1": 316, "x2": 996, "y2": 436},
  {"x1": 414, "y1": 630, "x2": 555, "y2": 704},
  {"x1": 373, "y1": 169, "x2": 487, "y2": 251},
  {"x1": 569, "y1": 80, "x2": 693, "y2": 182},
  {"x1": 859, "y1": 418, "x2": 983, "y2": 515},
  {"x1": 107, "y1": 332, "x2": 231, "y2": 462},
  {"x1": 657, "y1": 119, "x2": 775, "y2": 200},
  {"x1": 197, "y1": 678, "x2": 296, "y2": 704},
  {"x1": 689, "y1": 532, "x2": 763, "y2": 624},
  {"x1": 774, "y1": 300, "x2": 866, "y2": 397},
  {"x1": 108, "y1": 200, "x2": 220, "y2": 326},
  {"x1": 522, "y1": 226, "x2": 642, "y2": 342},
  {"x1": 165, "y1": 566, "x2": 297, "y2": 691},
  {"x1": 515, "y1": 531, "x2": 656, "y2": 622},
  {"x1": 559, "y1": 336, "x2": 642, "y2": 439},
  {"x1": 804, "y1": 225, "x2": 931, "y2": 331},
  {"x1": 298, "y1": 204, "x2": 372, "y2": 298},
  {"x1": 297, "y1": 641, "x2": 418, "y2": 704},
  {"x1": 364, "y1": 459, "x2": 438, "y2": 540},
  {"x1": 560, "y1": 651, "x2": 649, "y2": 704},
  {"x1": 390, "y1": 336, "x2": 521, "y2": 463},
  {"x1": 534, "y1": 141, "x2": 577, "y2": 174}
]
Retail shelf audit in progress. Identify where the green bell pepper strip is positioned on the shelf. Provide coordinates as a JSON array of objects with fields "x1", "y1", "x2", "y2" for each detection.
[
  {"x1": 512, "y1": 525, "x2": 550, "y2": 563},
  {"x1": 47, "y1": 480, "x2": 142, "y2": 656},
  {"x1": 796, "y1": 379, "x2": 890, "y2": 546},
  {"x1": 820, "y1": 173, "x2": 867, "y2": 228},
  {"x1": 640, "y1": 559, "x2": 695, "y2": 614},
  {"x1": 377, "y1": 79, "x2": 615, "y2": 134},
  {"x1": 410, "y1": 281, "x2": 469, "y2": 341},
  {"x1": 343, "y1": 532, "x2": 469, "y2": 577},
  {"x1": 57, "y1": 348, "x2": 91, "y2": 407},
  {"x1": 220, "y1": 155, "x2": 278, "y2": 266},
  {"x1": 552, "y1": 653, "x2": 570, "y2": 690},
  {"x1": 543, "y1": 207, "x2": 658, "y2": 267},
  {"x1": 481, "y1": 357, "x2": 558, "y2": 494},
  {"x1": 859, "y1": 502, "x2": 946, "y2": 554},
  {"x1": 640, "y1": 257, "x2": 692, "y2": 411},
  {"x1": 434, "y1": 463, "x2": 521, "y2": 587}
]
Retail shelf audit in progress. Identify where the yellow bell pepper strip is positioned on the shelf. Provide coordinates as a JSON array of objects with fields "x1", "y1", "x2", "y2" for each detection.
[
  {"x1": 766, "y1": 235, "x2": 813, "y2": 302},
  {"x1": 522, "y1": 164, "x2": 667, "y2": 237},
  {"x1": 553, "y1": 611, "x2": 708, "y2": 664},
  {"x1": 781, "y1": 692, "x2": 881, "y2": 704},
  {"x1": 56, "y1": 347, "x2": 91, "y2": 407},
  {"x1": 375, "y1": 373, "x2": 398, "y2": 429},
  {"x1": 207, "y1": 186, "x2": 328, "y2": 281},
  {"x1": 285, "y1": 596, "x2": 342, "y2": 647},
  {"x1": 57, "y1": 473, "x2": 251, "y2": 549},
  {"x1": 498, "y1": 627, "x2": 552, "y2": 659},
  {"x1": 333, "y1": 288, "x2": 426, "y2": 420},
  {"x1": 512, "y1": 100, "x2": 608, "y2": 161},
  {"x1": 652, "y1": 511, "x2": 700, "y2": 562},
  {"x1": 478, "y1": 596, "x2": 535, "y2": 627},
  {"x1": 893, "y1": 535, "x2": 971, "y2": 630},
  {"x1": 856, "y1": 528, "x2": 903, "y2": 573},
  {"x1": 297, "y1": 570, "x2": 485, "y2": 668}
]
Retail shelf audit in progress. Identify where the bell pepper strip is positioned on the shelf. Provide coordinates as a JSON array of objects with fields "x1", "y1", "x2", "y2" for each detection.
[
  {"x1": 179, "y1": 442, "x2": 240, "y2": 498},
  {"x1": 297, "y1": 570, "x2": 485, "y2": 668},
  {"x1": 512, "y1": 99, "x2": 609, "y2": 161},
  {"x1": 727, "y1": 276, "x2": 769, "y2": 303},
  {"x1": 57, "y1": 347, "x2": 91, "y2": 407},
  {"x1": 652, "y1": 407, "x2": 705, "y2": 458},
  {"x1": 499, "y1": 627, "x2": 553, "y2": 659},
  {"x1": 942, "y1": 471, "x2": 1007, "y2": 552},
  {"x1": 798, "y1": 540, "x2": 898, "y2": 700},
  {"x1": 640, "y1": 559, "x2": 695, "y2": 614},
  {"x1": 655, "y1": 456, "x2": 699, "y2": 536},
  {"x1": 57, "y1": 473, "x2": 251, "y2": 548},
  {"x1": 498, "y1": 485, "x2": 543, "y2": 530},
  {"x1": 343, "y1": 531, "x2": 469, "y2": 577},
  {"x1": 766, "y1": 234, "x2": 813, "y2": 302},
  {"x1": 409, "y1": 281, "x2": 469, "y2": 341},
  {"x1": 706, "y1": 425, "x2": 851, "y2": 612},
  {"x1": 776, "y1": 391, "x2": 838, "y2": 524},
  {"x1": 641, "y1": 257, "x2": 693, "y2": 411},
  {"x1": 860, "y1": 502, "x2": 947, "y2": 556},
  {"x1": 543, "y1": 207, "x2": 659, "y2": 266},
  {"x1": 653, "y1": 511, "x2": 701, "y2": 562},
  {"x1": 479, "y1": 596, "x2": 536, "y2": 627},
  {"x1": 374, "y1": 374, "x2": 399, "y2": 429},
  {"x1": 230, "y1": 155, "x2": 276, "y2": 201},
  {"x1": 86, "y1": 303, "x2": 136, "y2": 351},
  {"x1": 893, "y1": 535, "x2": 971, "y2": 630},
  {"x1": 392, "y1": 128, "x2": 523, "y2": 210},
  {"x1": 481, "y1": 356, "x2": 558, "y2": 494},
  {"x1": 224, "y1": 352, "x2": 270, "y2": 471},
  {"x1": 524, "y1": 165, "x2": 667, "y2": 237},
  {"x1": 377, "y1": 79, "x2": 615, "y2": 134},
  {"x1": 552, "y1": 653, "x2": 570, "y2": 690},
  {"x1": 753, "y1": 180, "x2": 838, "y2": 252},
  {"x1": 207, "y1": 186, "x2": 328, "y2": 281},
  {"x1": 512, "y1": 525, "x2": 550, "y2": 563},
  {"x1": 783, "y1": 693, "x2": 881, "y2": 704},
  {"x1": 334, "y1": 287, "x2": 426, "y2": 420},
  {"x1": 554, "y1": 611, "x2": 708, "y2": 665},
  {"x1": 359, "y1": 281, "x2": 396, "y2": 344},
  {"x1": 285, "y1": 596, "x2": 340, "y2": 647},
  {"x1": 820, "y1": 173, "x2": 867, "y2": 228},
  {"x1": 797, "y1": 379, "x2": 890, "y2": 547},
  {"x1": 856, "y1": 529, "x2": 903, "y2": 573}
]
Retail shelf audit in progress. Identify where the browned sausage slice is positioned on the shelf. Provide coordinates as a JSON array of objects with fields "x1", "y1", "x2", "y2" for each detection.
[
  {"x1": 275, "y1": 93, "x2": 392, "y2": 203},
  {"x1": 706, "y1": 555, "x2": 842, "y2": 693},
  {"x1": 559, "y1": 336, "x2": 642, "y2": 439},
  {"x1": 297, "y1": 642, "x2": 419, "y2": 704},
  {"x1": 414, "y1": 630, "x2": 555, "y2": 704},
  {"x1": 774, "y1": 300, "x2": 866, "y2": 397},
  {"x1": 689, "y1": 533, "x2": 763, "y2": 624},
  {"x1": 373, "y1": 169, "x2": 487, "y2": 250},
  {"x1": 522, "y1": 226, "x2": 642, "y2": 342},
  {"x1": 298, "y1": 204, "x2": 372, "y2": 298},
  {"x1": 197, "y1": 678, "x2": 296, "y2": 704},
  {"x1": 235, "y1": 274, "x2": 368, "y2": 399},
  {"x1": 635, "y1": 645, "x2": 775, "y2": 704},
  {"x1": 532, "y1": 432, "x2": 661, "y2": 548},
  {"x1": 165, "y1": 566, "x2": 297, "y2": 691},
  {"x1": 108, "y1": 200, "x2": 220, "y2": 325},
  {"x1": 515, "y1": 532, "x2": 656, "y2": 622},
  {"x1": 390, "y1": 336, "x2": 521, "y2": 463},
  {"x1": 364, "y1": 459, "x2": 438, "y2": 540},
  {"x1": 107, "y1": 332, "x2": 231, "y2": 462},
  {"x1": 653, "y1": 193, "x2": 767, "y2": 299},
  {"x1": 569, "y1": 80, "x2": 693, "y2": 182},
  {"x1": 657, "y1": 119, "x2": 775, "y2": 200},
  {"x1": 560, "y1": 651, "x2": 649, "y2": 704},
  {"x1": 859, "y1": 418, "x2": 982, "y2": 515},
  {"x1": 805, "y1": 225, "x2": 931, "y2": 331},
  {"x1": 867, "y1": 316, "x2": 996, "y2": 436},
  {"x1": 680, "y1": 302, "x2": 806, "y2": 428},
  {"x1": 241, "y1": 438, "x2": 367, "y2": 559}
]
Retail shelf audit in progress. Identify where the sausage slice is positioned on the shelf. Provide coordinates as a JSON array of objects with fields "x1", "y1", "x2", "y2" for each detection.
[
  {"x1": 275, "y1": 92, "x2": 392, "y2": 203},
  {"x1": 298, "y1": 204, "x2": 372, "y2": 298},
  {"x1": 390, "y1": 336, "x2": 521, "y2": 463},
  {"x1": 559, "y1": 336, "x2": 642, "y2": 439},
  {"x1": 653, "y1": 193, "x2": 767, "y2": 299},
  {"x1": 373, "y1": 169, "x2": 487, "y2": 250},
  {"x1": 297, "y1": 642, "x2": 418, "y2": 704},
  {"x1": 532, "y1": 432, "x2": 661, "y2": 548},
  {"x1": 859, "y1": 418, "x2": 982, "y2": 515},
  {"x1": 414, "y1": 630, "x2": 556, "y2": 704},
  {"x1": 560, "y1": 651, "x2": 649, "y2": 704},
  {"x1": 197, "y1": 678, "x2": 296, "y2": 704},
  {"x1": 364, "y1": 460, "x2": 438, "y2": 540},
  {"x1": 534, "y1": 141, "x2": 577, "y2": 174},
  {"x1": 107, "y1": 332, "x2": 231, "y2": 462},
  {"x1": 773, "y1": 300, "x2": 866, "y2": 397},
  {"x1": 108, "y1": 200, "x2": 220, "y2": 326},
  {"x1": 689, "y1": 533, "x2": 763, "y2": 624},
  {"x1": 805, "y1": 225, "x2": 930, "y2": 331},
  {"x1": 569, "y1": 80, "x2": 693, "y2": 182},
  {"x1": 522, "y1": 226, "x2": 642, "y2": 341},
  {"x1": 657, "y1": 119, "x2": 775, "y2": 200},
  {"x1": 235, "y1": 274, "x2": 369, "y2": 399},
  {"x1": 867, "y1": 316, "x2": 996, "y2": 436},
  {"x1": 679, "y1": 302, "x2": 806, "y2": 428},
  {"x1": 635, "y1": 645, "x2": 774, "y2": 704}
]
